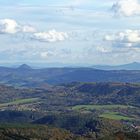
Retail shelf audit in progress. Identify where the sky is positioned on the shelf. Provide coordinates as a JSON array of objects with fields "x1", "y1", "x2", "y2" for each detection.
[{"x1": 0, "y1": 0, "x2": 140, "y2": 65}]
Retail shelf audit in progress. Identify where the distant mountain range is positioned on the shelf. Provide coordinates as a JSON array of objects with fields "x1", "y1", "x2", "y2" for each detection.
[
  {"x1": 0, "y1": 62, "x2": 140, "y2": 70},
  {"x1": 92, "y1": 62, "x2": 140, "y2": 70},
  {"x1": 0, "y1": 64, "x2": 139, "y2": 86}
]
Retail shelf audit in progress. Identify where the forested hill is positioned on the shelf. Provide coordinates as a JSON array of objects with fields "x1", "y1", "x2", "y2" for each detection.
[{"x1": 0, "y1": 65, "x2": 140, "y2": 87}]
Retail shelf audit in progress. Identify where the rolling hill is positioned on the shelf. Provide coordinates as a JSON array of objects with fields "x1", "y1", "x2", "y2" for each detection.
[{"x1": 0, "y1": 64, "x2": 139, "y2": 87}]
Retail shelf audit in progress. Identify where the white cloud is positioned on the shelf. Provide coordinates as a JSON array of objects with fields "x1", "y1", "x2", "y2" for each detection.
[
  {"x1": 22, "y1": 25, "x2": 36, "y2": 33},
  {"x1": 0, "y1": 19, "x2": 36, "y2": 34},
  {"x1": 40, "y1": 51, "x2": 55, "y2": 59},
  {"x1": 40, "y1": 52, "x2": 49, "y2": 58},
  {"x1": 112, "y1": 0, "x2": 140, "y2": 17},
  {"x1": 105, "y1": 30, "x2": 140, "y2": 43},
  {"x1": 104, "y1": 30, "x2": 140, "y2": 52},
  {"x1": 33, "y1": 29, "x2": 68, "y2": 42},
  {"x1": 0, "y1": 19, "x2": 20, "y2": 34}
]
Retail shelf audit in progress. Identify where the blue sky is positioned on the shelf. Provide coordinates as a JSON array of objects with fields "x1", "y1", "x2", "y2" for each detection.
[{"x1": 0, "y1": 0, "x2": 140, "y2": 65}]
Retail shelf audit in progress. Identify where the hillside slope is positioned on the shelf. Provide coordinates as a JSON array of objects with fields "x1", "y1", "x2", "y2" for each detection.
[{"x1": 0, "y1": 65, "x2": 140, "y2": 86}]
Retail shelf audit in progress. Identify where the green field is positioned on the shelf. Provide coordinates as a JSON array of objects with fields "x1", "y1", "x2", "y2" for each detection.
[
  {"x1": 100, "y1": 112, "x2": 133, "y2": 121},
  {"x1": 0, "y1": 98, "x2": 39, "y2": 107},
  {"x1": 72, "y1": 104, "x2": 134, "y2": 111}
]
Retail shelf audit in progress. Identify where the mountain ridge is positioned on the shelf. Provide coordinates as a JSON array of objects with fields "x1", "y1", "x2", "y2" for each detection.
[
  {"x1": 92, "y1": 62, "x2": 140, "y2": 70},
  {"x1": 0, "y1": 64, "x2": 139, "y2": 86}
]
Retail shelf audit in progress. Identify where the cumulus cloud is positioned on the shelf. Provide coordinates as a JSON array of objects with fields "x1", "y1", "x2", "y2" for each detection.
[
  {"x1": 0, "y1": 19, "x2": 36, "y2": 34},
  {"x1": 104, "y1": 29, "x2": 140, "y2": 54},
  {"x1": 22, "y1": 25, "x2": 36, "y2": 33},
  {"x1": 0, "y1": 19, "x2": 67, "y2": 44},
  {"x1": 33, "y1": 29, "x2": 68, "y2": 42},
  {"x1": 40, "y1": 51, "x2": 55, "y2": 59},
  {"x1": 40, "y1": 52, "x2": 49, "y2": 59},
  {"x1": 112, "y1": 0, "x2": 140, "y2": 17},
  {"x1": 104, "y1": 30, "x2": 140, "y2": 43},
  {"x1": 0, "y1": 19, "x2": 20, "y2": 34}
]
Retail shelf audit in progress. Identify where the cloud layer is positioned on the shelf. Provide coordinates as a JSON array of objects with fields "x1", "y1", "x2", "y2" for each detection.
[
  {"x1": 0, "y1": 19, "x2": 68, "y2": 43},
  {"x1": 0, "y1": 1, "x2": 140, "y2": 64},
  {"x1": 105, "y1": 30, "x2": 140, "y2": 44},
  {"x1": 0, "y1": 19, "x2": 36, "y2": 34},
  {"x1": 112, "y1": 0, "x2": 140, "y2": 17},
  {"x1": 33, "y1": 29, "x2": 68, "y2": 42}
]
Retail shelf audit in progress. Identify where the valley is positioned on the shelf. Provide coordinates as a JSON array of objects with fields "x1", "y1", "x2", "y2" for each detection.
[{"x1": 0, "y1": 77, "x2": 139, "y2": 139}]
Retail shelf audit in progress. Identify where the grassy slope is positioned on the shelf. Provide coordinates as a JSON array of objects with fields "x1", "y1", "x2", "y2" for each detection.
[
  {"x1": 72, "y1": 104, "x2": 134, "y2": 110},
  {"x1": 72, "y1": 105, "x2": 135, "y2": 121},
  {"x1": 99, "y1": 112, "x2": 133, "y2": 121},
  {"x1": 0, "y1": 98, "x2": 39, "y2": 107}
]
